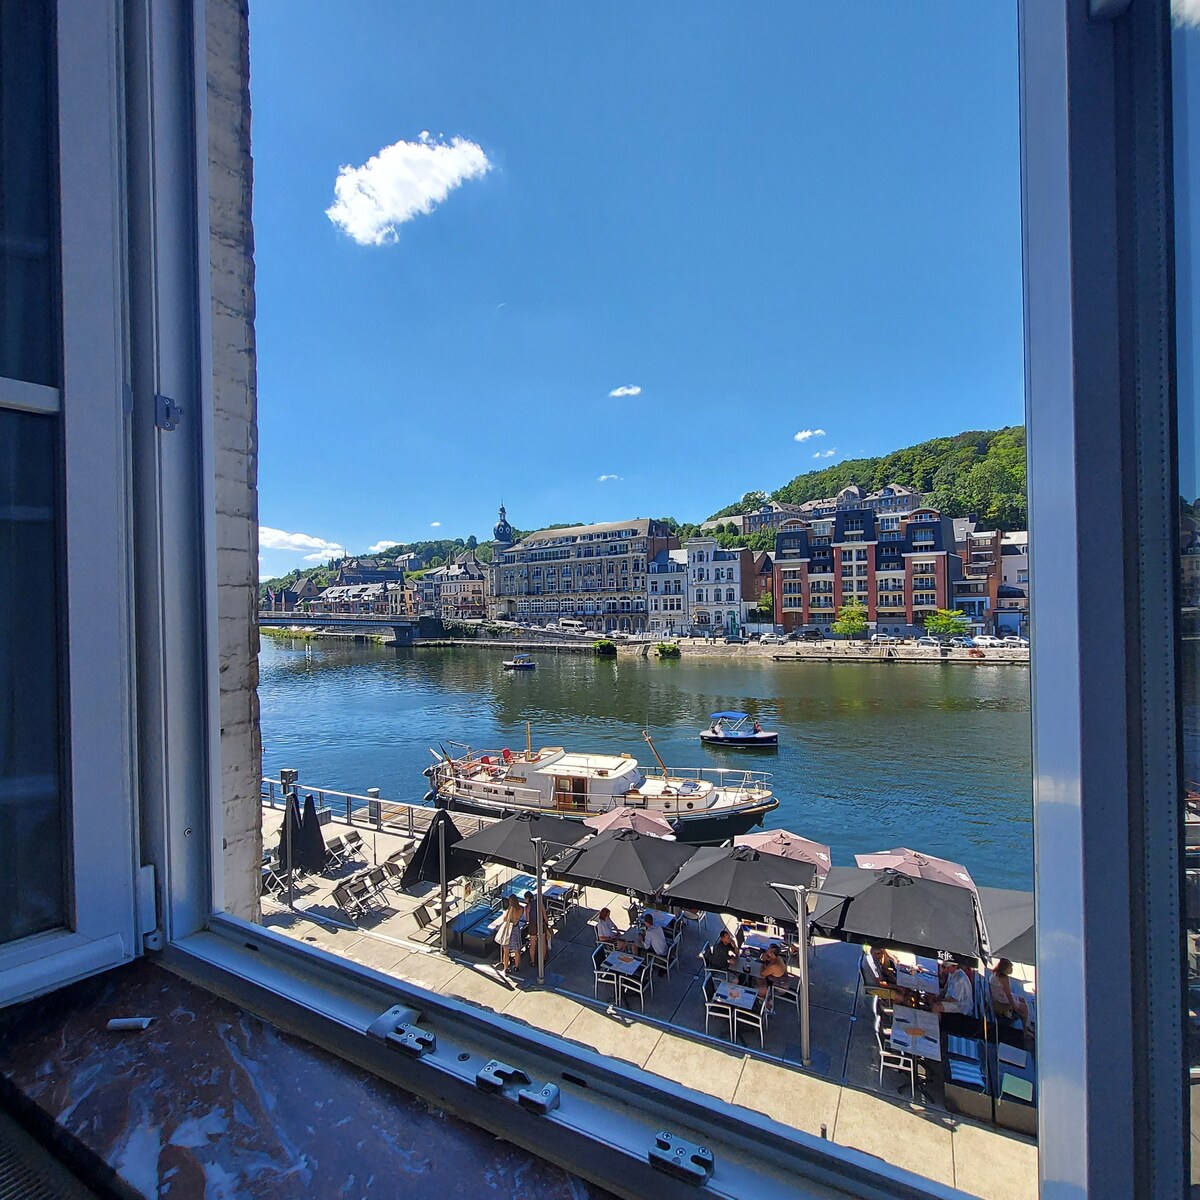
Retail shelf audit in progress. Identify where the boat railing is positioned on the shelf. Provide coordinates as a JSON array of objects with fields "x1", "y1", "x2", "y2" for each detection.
[{"x1": 661, "y1": 766, "x2": 773, "y2": 794}]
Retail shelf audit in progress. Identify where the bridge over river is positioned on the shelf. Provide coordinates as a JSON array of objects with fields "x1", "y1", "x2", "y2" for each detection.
[{"x1": 257, "y1": 611, "x2": 421, "y2": 644}]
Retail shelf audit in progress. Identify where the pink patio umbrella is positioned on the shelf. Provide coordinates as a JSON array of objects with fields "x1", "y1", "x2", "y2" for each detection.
[
  {"x1": 583, "y1": 806, "x2": 676, "y2": 838},
  {"x1": 854, "y1": 846, "x2": 976, "y2": 891},
  {"x1": 735, "y1": 829, "x2": 832, "y2": 878}
]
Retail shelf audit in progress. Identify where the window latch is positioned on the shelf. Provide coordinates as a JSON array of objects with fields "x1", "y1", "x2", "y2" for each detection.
[
  {"x1": 155, "y1": 393, "x2": 183, "y2": 432},
  {"x1": 367, "y1": 1005, "x2": 433, "y2": 1058},
  {"x1": 649, "y1": 1133, "x2": 714, "y2": 1186}
]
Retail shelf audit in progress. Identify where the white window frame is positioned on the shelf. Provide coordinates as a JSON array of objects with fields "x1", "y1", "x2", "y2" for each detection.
[{"x1": 0, "y1": 0, "x2": 141, "y2": 1006}]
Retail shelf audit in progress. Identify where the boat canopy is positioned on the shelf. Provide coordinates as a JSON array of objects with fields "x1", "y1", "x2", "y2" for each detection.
[{"x1": 710, "y1": 711, "x2": 749, "y2": 721}]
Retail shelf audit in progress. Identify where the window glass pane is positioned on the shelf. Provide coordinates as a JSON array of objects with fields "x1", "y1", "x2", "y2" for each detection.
[
  {"x1": 1175, "y1": 8, "x2": 1200, "y2": 1184},
  {"x1": 0, "y1": 0, "x2": 57, "y2": 387},
  {"x1": 0, "y1": 409, "x2": 66, "y2": 941}
]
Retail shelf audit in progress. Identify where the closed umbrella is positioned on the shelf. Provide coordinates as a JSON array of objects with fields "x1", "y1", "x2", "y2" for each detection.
[
  {"x1": 453, "y1": 811, "x2": 588, "y2": 873},
  {"x1": 276, "y1": 793, "x2": 304, "y2": 873},
  {"x1": 854, "y1": 846, "x2": 975, "y2": 892},
  {"x1": 298, "y1": 794, "x2": 330, "y2": 873},
  {"x1": 552, "y1": 828, "x2": 696, "y2": 896},
  {"x1": 661, "y1": 845, "x2": 815, "y2": 924},
  {"x1": 400, "y1": 808, "x2": 476, "y2": 888},
  {"x1": 583, "y1": 807, "x2": 675, "y2": 838},
  {"x1": 735, "y1": 829, "x2": 831, "y2": 877},
  {"x1": 977, "y1": 885, "x2": 1035, "y2": 964},
  {"x1": 810, "y1": 866, "x2": 984, "y2": 962}
]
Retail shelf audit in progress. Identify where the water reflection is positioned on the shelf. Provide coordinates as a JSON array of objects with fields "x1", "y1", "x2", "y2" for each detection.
[{"x1": 258, "y1": 637, "x2": 1033, "y2": 888}]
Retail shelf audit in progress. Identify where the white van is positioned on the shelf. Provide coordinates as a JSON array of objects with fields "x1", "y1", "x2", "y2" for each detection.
[{"x1": 559, "y1": 618, "x2": 588, "y2": 634}]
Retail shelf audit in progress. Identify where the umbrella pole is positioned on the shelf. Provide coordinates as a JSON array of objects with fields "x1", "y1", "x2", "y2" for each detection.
[
  {"x1": 534, "y1": 836, "x2": 546, "y2": 984},
  {"x1": 439, "y1": 817, "x2": 449, "y2": 955},
  {"x1": 798, "y1": 888, "x2": 812, "y2": 1069},
  {"x1": 287, "y1": 789, "x2": 295, "y2": 910}
]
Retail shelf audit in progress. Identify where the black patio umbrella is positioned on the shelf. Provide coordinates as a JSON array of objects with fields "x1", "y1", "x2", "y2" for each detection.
[
  {"x1": 809, "y1": 867, "x2": 985, "y2": 963},
  {"x1": 977, "y1": 885, "x2": 1035, "y2": 965},
  {"x1": 453, "y1": 811, "x2": 589, "y2": 874},
  {"x1": 400, "y1": 808, "x2": 476, "y2": 888},
  {"x1": 552, "y1": 828, "x2": 697, "y2": 896},
  {"x1": 276, "y1": 793, "x2": 304, "y2": 873},
  {"x1": 298, "y1": 794, "x2": 330, "y2": 873},
  {"x1": 661, "y1": 845, "x2": 816, "y2": 924}
]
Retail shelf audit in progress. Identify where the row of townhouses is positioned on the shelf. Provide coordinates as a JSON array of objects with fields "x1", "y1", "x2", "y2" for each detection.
[{"x1": 264, "y1": 497, "x2": 1029, "y2": 636}]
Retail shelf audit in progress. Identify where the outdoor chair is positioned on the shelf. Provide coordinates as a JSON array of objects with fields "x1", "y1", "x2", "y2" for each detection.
[
  {"x1": 333, "y1": 881, "x2": 370, "y2": 920},
  {"x1": 769, "y1": 975, "x2": 801, "y2": 1020},
  {"x1": 364, "y1": 866, "x2": 390, "y2": 903},
  {"x1": 343, "y1": 830, "x2": 367, "y2": 861},
  {"x1": 702, "y1": 975, "x2": 733, "y2": 1040},
  {"x1": 593, "y1": 922, "x2": 617, "y2": 950},
  {"x1": 733, "y1": 995, "x2": 770, "y2": 1048},
  {"x1": 698, "y1": 948, "x2": 729, "y2": 982},
  {"x1": 382, "y1": 859, "x2": 407, "y2": 892},
  {"x1": 325, "y1": 835, "x2": 346, "y2": 867},
  {"x1": 874, "y1": 1011, "x2": 915, "y2": 1097},
  {"x1": 260, "y1": 866, "x2": 286, "y2": 896},
  {"x1": 345, "y1": 876, "x2": 374, "y2": 916},
  {"x1": 646, "y1": 932, "x2": 681, "y2": 981},
  {"x1": 676, "y1": 908, "x2": 705, "y2": 941},
  {"x1": 618, "y1": 960, "x2": 653, "y2": 1012},
  {"x1": 592, "y1": 945, "x2": 621, "y2": 1003}
]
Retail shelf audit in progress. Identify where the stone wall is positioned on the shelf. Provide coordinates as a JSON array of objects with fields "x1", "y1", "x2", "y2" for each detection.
[{"x1": 206, "y1": 0, "x2": 261, "y2": 922}]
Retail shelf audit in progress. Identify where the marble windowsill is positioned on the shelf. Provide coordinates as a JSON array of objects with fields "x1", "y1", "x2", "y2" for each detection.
[{"x1": 0, "y1": 959, "x2": 613, "y2": 1200}]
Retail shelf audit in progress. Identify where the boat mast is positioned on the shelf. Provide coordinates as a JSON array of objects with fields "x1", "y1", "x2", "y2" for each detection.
[
  {"x1": 642, "y1": 730, "x2": 670, "y2": 780},
  {"x1": 526, "y1": 721, "x2": 532, "y2": 762}
]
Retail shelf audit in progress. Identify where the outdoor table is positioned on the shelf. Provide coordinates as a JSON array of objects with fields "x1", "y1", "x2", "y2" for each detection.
[
  {"x1": 893, "y1": 953, "x2": 941, "y2": 996},
  {"x1": 890, "y1": 1006, "x2": 942, "y2": 1061},
  {"x1": 714, "y1": 981, "x2": 759, "y2": 1011},
  {"x1": 737, "y1": 954, "x2": 763, "y2": 979},
  {"x1": 740, "y1": 930, "x2": 777, "y2": 952},
  {"x1": 643, "y1": 909, "x2": 675, "y2": 928},
  {"x1": 603, "y1": 951, "x2": 645, "y2": 976}
]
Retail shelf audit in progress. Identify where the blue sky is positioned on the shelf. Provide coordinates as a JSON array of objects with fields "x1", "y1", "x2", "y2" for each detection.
[{"x1": 250, "y1": 3, "x2": 1023, "y2": 577}]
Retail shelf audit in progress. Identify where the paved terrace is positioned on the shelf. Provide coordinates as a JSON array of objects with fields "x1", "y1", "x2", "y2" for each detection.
[{"x1": 260, "y1": 807, "x2": 1036, "y2": 1200}]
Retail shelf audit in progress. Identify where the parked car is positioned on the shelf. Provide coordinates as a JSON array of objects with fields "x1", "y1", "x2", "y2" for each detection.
[
  {"x1": 760, "y1": 633, "x2": 786, "y2": 645},
  {"x1": 1002, "y1": 635, "x2": 1030, "y2": 647},
  {"x1": 789, "y1": 629, "x2": 825, "y2": 642},
  {"x1": 915, "y1": 636, "x2": 942, "y2": 648},
  {"x1": 870, "y1": 633, "x2": 900, "y2": 644},
  {"x1": 973, "y1": 635, "x2": 1005, "y2": 647},
  {"x1": 948, "y1": 636, "x2": 975, "y2": 648},
  {"x1": 723, "y1": 634, "x2": 749, "y2": 644}
]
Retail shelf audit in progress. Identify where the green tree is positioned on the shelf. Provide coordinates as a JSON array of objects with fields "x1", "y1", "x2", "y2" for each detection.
[
  {"x1": 756, "y1": 591, "x2": 774, "y2": 619},
  {"x1": 923, "y1": 608, "x2": 970, "y2": 638},
  {"x1": 831, "y1": 600, "x2": 869, "y2": 639}
]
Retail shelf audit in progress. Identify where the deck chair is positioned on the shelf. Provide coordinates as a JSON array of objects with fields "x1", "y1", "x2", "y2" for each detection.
[
  {"x1": 875, "y1": 1011, "x2": 915, "y2": 1097},
  {"x1": 703, "y1": 975, "x2": 733, "y2": 1039},
  {"x1": 324, "y1": 835, "x2": 347, "y2": 867},
  {"x1": 342, "y1": 830, "x2": 367, "y2": 861}
]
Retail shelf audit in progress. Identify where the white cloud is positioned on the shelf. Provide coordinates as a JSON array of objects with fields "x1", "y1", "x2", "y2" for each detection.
[
  {"x1": 793, "y1": 428, "x2": 827, "y2": 443},
  {"x1": 326, "y1": 133, "x2": 492, "y2": 246},
  {"x1": 303, "y1": 545, "x2": 345, "y2": 563},
  {"x1": 608, "y1": 385, "x2": 642, "y2": 398},
  {"x1": 260, "y1": 525, "x2": 343, "y2": 554},
  {"x1": 1175, "y1": 0, "x2": 1200, "y2": 27},
  {"x1": 367, "y1": 539, "x2": 401, "y2": 554},
  {"x1": 813, "y1": 448, "x2": 837, "y2": 459},
  {"x1": 430, "y1": 521, "x2": 442, "y2": 527},
  {"x1": 597, "y1": 474, "x2": 622, "y2": 482}
]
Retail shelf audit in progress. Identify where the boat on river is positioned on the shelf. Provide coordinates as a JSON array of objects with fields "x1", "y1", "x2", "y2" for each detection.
[
  {"x1": 502, "y1": 653, "x2": 536, "y2": 671},
  {"x1": 700, "y1": 710, "x2": 778, "y2": 749},
  {"x1": 423, "y1": 730, "x2": 777, "y2": 843}
]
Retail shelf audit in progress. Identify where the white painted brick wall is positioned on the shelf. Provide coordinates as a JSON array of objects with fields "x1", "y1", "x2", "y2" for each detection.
[{"x1": 206, "y1": 0, "x2": 261, "y2": 922}]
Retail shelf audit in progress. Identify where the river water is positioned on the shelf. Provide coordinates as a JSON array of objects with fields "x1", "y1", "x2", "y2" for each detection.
[{"x1": 258, "y1": 638, "x2": 1034, "y2": 890}]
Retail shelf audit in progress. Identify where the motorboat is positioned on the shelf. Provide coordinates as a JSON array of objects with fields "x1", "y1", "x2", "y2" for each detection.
[
  {"x1": 699, "y1": 711, "x2": 778, "y2": 749},
  {"x1": 502, "y1": 654, "x2": 536, "y2": 671},
  {"x1": 423, "y1": 730, "x2": 777, "y2": 843}
]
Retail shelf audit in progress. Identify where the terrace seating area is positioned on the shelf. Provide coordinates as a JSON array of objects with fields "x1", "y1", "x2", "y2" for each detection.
[{"x1": 259, "y1": 803, "x2": 1037, "y2": 1199}]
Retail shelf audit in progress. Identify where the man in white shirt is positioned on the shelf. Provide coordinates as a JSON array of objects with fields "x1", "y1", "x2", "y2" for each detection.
[
  {"x1": 641, "y1": 914, "x2": 668, "y2": 966},
  {"x1": 933, "y1": 961, "x2": 976, "y2": 1034}
]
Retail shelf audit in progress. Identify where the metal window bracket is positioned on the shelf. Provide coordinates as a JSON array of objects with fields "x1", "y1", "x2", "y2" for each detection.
[
  {"x1": 649, "y1": 1132, "x2": 715, "y2": 1186},
  {"x1": 154, "y1": 393, "x2": 183, "y2": 431},
  {"x1": 367, "y1": 1005, "x2": 432, "y2": 1058}
]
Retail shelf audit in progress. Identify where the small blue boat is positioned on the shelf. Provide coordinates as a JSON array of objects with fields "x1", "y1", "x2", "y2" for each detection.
[
  {"x1": 700, "y1": 710, "x2": 778, "y2": 748},
  {"x1": 503, "y1": 653, "x2": 536, "y2": 671}
]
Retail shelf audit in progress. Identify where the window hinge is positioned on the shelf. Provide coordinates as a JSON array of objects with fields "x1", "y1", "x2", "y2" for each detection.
[
  {"x1": 137, "y1": 865, "x2": 163, "y2": 951},
  {"x1": 154, "y1": 393, "x2": 183, "y2": 431}
]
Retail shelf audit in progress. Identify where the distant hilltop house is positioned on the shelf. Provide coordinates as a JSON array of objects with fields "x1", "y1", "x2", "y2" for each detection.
[
  {"x1": 263, "y1": 575, "x2": 320, "y2": 613},
  {"x1": 310, "y1": 581, "x2": 416, "y2": 618},
  {"x1": 743, "y1": 484, "x2": 925, "y2": 534},
  {"x1": 328, "y1": 556, "x2": 408, "y2": 586}
]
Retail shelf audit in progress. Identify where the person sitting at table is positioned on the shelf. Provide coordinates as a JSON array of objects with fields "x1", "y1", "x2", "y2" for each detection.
[
  {"x1": 870, "y1": 946, "x2": 899, "y2": 986},
  {"x1": 641, "y1": 913, "x2": 669, "y2": 973},
  {"x1": 756, "y1": 944, "x2": 788, "y2": 1002},
  {"x1": 989, "y1": 958, "x2": 1029, "y2": 1026},
  {"x1": 594, "y1": 907, "x2": 620, "y2": 948},
  {"x1": 932, "y1": 960, "x2": 977, "y2": 1035},
  {"x1": 705, "y1": 930, "x2": 739, "y2": 975}
]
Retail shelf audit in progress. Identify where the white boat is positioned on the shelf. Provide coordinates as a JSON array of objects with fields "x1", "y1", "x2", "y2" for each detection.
[{"x1": 423, "y1": 733, "x2": 778, "y2": 843}]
